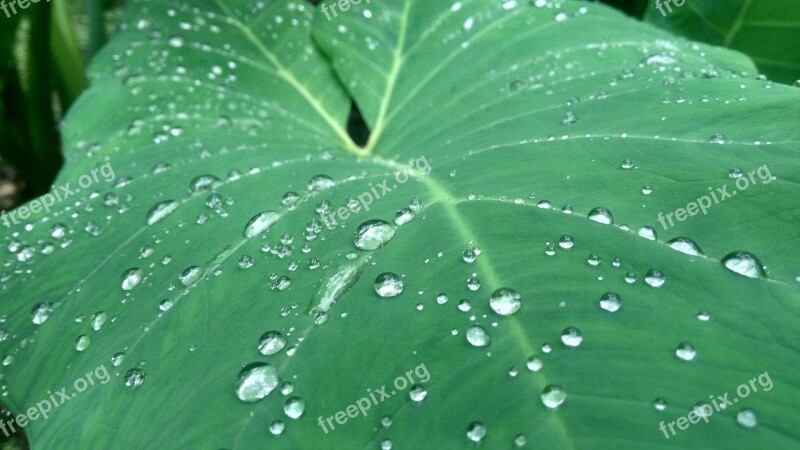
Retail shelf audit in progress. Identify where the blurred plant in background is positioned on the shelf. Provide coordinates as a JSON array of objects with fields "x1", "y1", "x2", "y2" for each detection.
[
  {"x1": 0, "y1": 2, "x2": 122, "y2": 446},
  {"x1": 0, "y1": 0, "x2": 123, "y2": 214}
]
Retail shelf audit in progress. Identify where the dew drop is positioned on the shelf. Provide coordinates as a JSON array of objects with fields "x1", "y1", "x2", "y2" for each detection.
[
  {"x1": 146, "y1": 200, "x2": 180, "y2": 225},
  {"x1": 409, "y1": 385, "x2": 428, "y2": 402},
  {"x1": 235, "y1": 363, "x2": 279, "y2": 402},
  {"x1": 588, "y1": 207, "x2": 613, "y2": 225},
  {"x1": 541, "y1": 385, "x2": 567, "y2": 409},
  {"x1": 259, "y1": 331, "x2": 287, "y2": 356},
  {"x1": 668, "y1": 238, "x2": 703, "y2": 256},
  {"x1": 124, "y1": 368, "x2": 146, "y2": 388},
  {"x1": 179, "y1": 266, "x2": 204, "y2": 286},
  {"x1": 31, "y1": 303, "x2": 53, "y2": 325},
  {"x1": 722, "y1": 251, "x2": 765, "y2": 278},
  {"x1": 466, "y1": 325, "x2": 490, "y2": 347},
  {"x1": 244, "y1": 211, "x2": 280, "y2": 238},
  {"x1": 489, "y1": 288, "x2": 522, "y2": 316},
  {"x1": 284, "y1": 397, "x2": 305, "y2": 419},
  {"x1": 737, "y1": 408, "x2": 758, "y2": 428},
  {"x1": 675, "y1": 342, "x2": 696, "y2": 361},
  {"x1": 466, "y1": 422, "x2": 487, "y2": 442},
  {"x1": 561, "y1": 327, "x2": 583, "y2": 347},
  {"x1": 599, "y1": 292, "x2": 621, "y2": 312},
  {"x1": 644, "y1": 269, "x2": 665, "y2": 287},
  {"x1": 374, "y1": 273, "x2": 404, "y2": 298},
  {"x1": 121, "y1": 268, "x2": 144, "y2": 291},
  {"x1": 354, "y1": 220, "x2": 396, "y2": 250}
]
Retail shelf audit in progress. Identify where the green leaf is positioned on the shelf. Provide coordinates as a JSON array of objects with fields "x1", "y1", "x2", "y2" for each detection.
[
  {"x1": 2, "y1": 0, "x2": 800, "y2": 448},
  {"x1": 644, "y1": 0, "x2": 800, "y2": 84}
]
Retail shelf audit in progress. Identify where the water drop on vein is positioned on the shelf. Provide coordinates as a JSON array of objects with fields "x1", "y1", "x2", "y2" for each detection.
[
  {"x1": 354, "y1": 220, "x2": 396, "y2": 250},
  {"x1": 146, "y1": 200, "x2": 180, "y2": 225},
  {"x1": 235, "y1": 363, "x2": 279, "y2": 402},
  {"x1": 244, "y1": 211, "x2": 280, "y2": 238},
  {"x1": 722, "y1": 251, "x2": 765, "y2": 279},
  {"x1": 541, "y1": 385, "x2": 567, "y2": 409},
  {"x1": 489, "y1": 288, "x2": 521, "y2": 316}
]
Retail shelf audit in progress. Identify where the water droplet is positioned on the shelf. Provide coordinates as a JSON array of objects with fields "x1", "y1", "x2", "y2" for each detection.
[
  {"x1": 91, "y1": 312, "x2": 107, "y2": 331},
  {"x1": 462, "y1": 249, "x2": 477, "y2": 263},
  {"x1": 146, "y1": 201, "x2": 180, "y2": 225},
  {"x1": 374, "y1": 273, "x2": 404, "y2": 298},
  {"x1": 722, "y1": 251, "x2": 765, "y2": 278},
  {"x1": 737, "y1": 408, "x2": 758, "y2": 428},
  {"x1": 409, "y1": 385, "x2": 428, "y2": 402},
  {"x1": 189, "y1": 175, "x2": 221, "y2": 193},
  {"x1": 284, "y1": 397, "x2": 305, "y2": 419},
  {"x1": 588, "y1": 207, "x2": 613, "y2": 225},
  {"x1": 638, "y1": 227, "x2": 656, "y2": 241},
  {"x1": 75, "y1": 335, "x2": 91, "y2": 351},
  {"x1": 124, "y1": 368, "x2": 146, "y2": 388},
  {"x1": 121, "y1": 268, "x2": 144, "y2": 291},
  {"x1": 599, "y1": 292, "x2": 621, "y2": 312},
  {"x1": 675, "y1": 342, "x2": 696, "y2": 361},
  {"x1": 235, "y1": 363, "x2": 279, "y2": 402},
  {"x1": 697, "y1": 311, "x2": 710, "y2": 321},
  {"x1": 244, "y1": 211, "x2": 280, "y2": 238},
  {"x1": 31, "y1": 303, "x2": 54, "y2": 325},
  {"x1": 466, "y1": 325, "x2": 491, "y2": 347},
  {"x1": 668, "y1": 238, "x2": 703, "y2": 256},
  {"x1": 644, "y1": 269, "x2": 665, "y2": 287},
  {"x1": 179, "y1": 266, "x2": 204, "y2": 286},
  {"x1": 653, "y1": 398, "x2": 667, "y2": 411},
  {"x1": 489, "y1": 288, "x2": 522, "y2": 316},
  {"x1": 466, "y1": 422, "x2": 487, "y2": 442},
  {"x1": 561, "y1": 327, "x2": 583, "y2": 347},
  {"x1": 269, "y1": 420, "x2": 285, "y2": 435},
  {"x1": 709, "y1": 133, "x2": 728, "y2": 144},
  {"x1": 458, "y1": 299, "x2": 471, "y2": 312},
  {"x1": 354, "y1": 220, "x2": 396, "y2": 250},
  {"x1": 466, "y1": 274, "x2": 481, "y2": 291},
  {"x1": 307, "y1": 175, "x2": 335, "y2": 191},
  {"x1": 526, "y1": 356, "x2": 543, "y2": 372},
  {"x1": 394, "y1": 208, "x2": 415, "y2": 225},
  {"x1": 541, "y1": 385, "x2": 567, "y2": 408},
  {"x1": 259, "y1": 331, "x2": 287, "y2": 356},
  {"x1": 159, "y1": 299, "x2": 173, "y2": 311},
  {"x1": 558, "y1": 235, "x2": 575, "y2": 249}
]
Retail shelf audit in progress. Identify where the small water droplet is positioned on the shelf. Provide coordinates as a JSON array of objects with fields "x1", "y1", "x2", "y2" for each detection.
[
  {"x1": 146, "y1": 201, "x2": 180, "y2": 225},
  {"x1": 374, "y1": 273, "x2": 404, "y2": 298},
  {"x1": 284, "y1": 397, "x2": 305, "y2": 419},
  {"x1": 409, "y1": 385, "x2": 428, "y2": 402},
  {"x1": 644, "y1": 269, "x2": 665, "y2": 287},
  {"x1": 599, "y1": 292, "x2": 621, "y2": 312},
  {"x1": 668, "y1": 238, "x2": 703, "y2": 256},
  {"x1": 737, "y1": 408, "x2": 758, "y2": 428},
  {"x1": 588, "y1": 207, "x2": 613, "y2": 225},
  {"x1": 121, "y1": 268, "x2": 144, "y2": 291}
]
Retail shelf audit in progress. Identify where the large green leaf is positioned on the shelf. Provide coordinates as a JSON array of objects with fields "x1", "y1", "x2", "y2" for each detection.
[
  {"x1": 644, "y1": 0, "x2": 800, "y2": 84},
  {"x1": 1, "y1": 0, "x2": 799, "y2": 448}
]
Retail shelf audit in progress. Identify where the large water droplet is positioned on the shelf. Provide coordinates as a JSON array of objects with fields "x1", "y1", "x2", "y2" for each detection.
[
  {"x1": 466, "y1": 325, "x2": 491, "y2": 347},
  {"x1": 466, "y1": 422, "x2": 487, "y2": 442},
  {"x1": 284, "y1": 397, "x2": 305, "y2": 419},
  {"x1": 31, "y1": 303, "x2": 54, "y2": 325},
  {"x1": 599, "y1": 292, "x2": 621, "y2": 312},
  {"x1": 675, "y1": 342, "x2": 696, "y2": 361},
  {"x1": 124, "y1": 368, "x2": 146, "y2": 388},
  {"x1": 121, "y1": 268, "x2": 144, "y2": 291},
  {"x1": 736, "y1": 408, "x2": 757, "y2": 428},
  {"x1": 374, "y1": 273, "x2": 404, "y2": 298},
  {"x1": 668, "y1": 238, "x2": 703, "y2": 256},
  {"x1": 354, "y1": 220, "x2": 396, "y2": 250},
  {"x1": 644, "y1": 269, "x2": 665, "y2": 287},
  {"x1": 561, "y1": 327, "x2": 583, "y2": 347},
  {"x1": 541, "y1": 385, "x2": 567, "y2": 408},
  {"x1": 146, "y1": 201, "x2": 180, "y2": 225},
  {"x1": 489, "y1": 288, "x2": 522, "y2": 316},
  {"x1": 75, "y1": 335, "x2": 91, "y2": 352},
  {"x1": 179, "y1": 266, "x2": 204, "y2": 286},
  {"x1": 588, "y1": 207, "x2": 613, "y2": 225},
  {"x1": 244, "y1": 211, "x2": 280, "y2": 238},
  {"x1": 235, "y1": 363, "x2": 279, "y2": 402},
  {"x1": 259, "y1": 331, "x2": 287, "y2": 356},
  {"x1": 722, "y1": 251, "x2": 765, "y2": 278}
]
